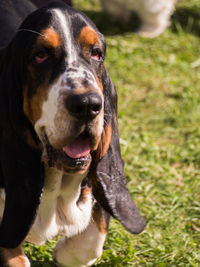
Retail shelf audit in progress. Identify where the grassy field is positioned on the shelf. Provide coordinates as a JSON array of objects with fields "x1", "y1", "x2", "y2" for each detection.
[{"x1": 25, "y1": 0, "x2": 200, "y2": 266}]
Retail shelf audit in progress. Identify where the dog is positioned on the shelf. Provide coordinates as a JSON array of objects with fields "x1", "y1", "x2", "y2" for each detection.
[
  {"x1": 100, "y1": 0, "x2": 177, "y2": 37},
  {"x1": 0, "y1": 1, "x2": 145, "y2": 266}
]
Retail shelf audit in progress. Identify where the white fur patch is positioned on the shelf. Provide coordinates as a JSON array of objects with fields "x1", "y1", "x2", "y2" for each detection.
[
  {"x1": 34, "y1": 78, "x2": 63, "y2": 146},
  {"x1": 53, "y1": 8, "x2": 77, "y2": 64},
  {"x1": 26, "y1": 165, "x2": 92, "y2": 246},
  {"x1": 20, "y1": 253, "x2": 31, "y2": 267},
  {"x1": 53, "y1": 218, "x2": 106, "y2": 267}
]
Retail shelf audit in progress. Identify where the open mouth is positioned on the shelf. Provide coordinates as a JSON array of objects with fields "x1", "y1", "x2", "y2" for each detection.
[
  {"x1": 63, "y1": 133, "x2": 91, "y2": 159},
  {"x1": 43, "y1": 132, "x2": 94, "y2": 173}
]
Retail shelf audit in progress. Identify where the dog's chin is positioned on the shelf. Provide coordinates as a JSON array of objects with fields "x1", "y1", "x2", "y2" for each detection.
[
  {"x1": 44, "y1": 147, "x2": 92, "y2": 174},
  {"x1": 41, "y1": 132, "x2": 96, "y2": 174}
]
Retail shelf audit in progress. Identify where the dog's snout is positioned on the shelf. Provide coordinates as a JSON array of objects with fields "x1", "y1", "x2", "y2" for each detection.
[{"x1": 66, "y1": 93, "x2": 102, "y2": 121}]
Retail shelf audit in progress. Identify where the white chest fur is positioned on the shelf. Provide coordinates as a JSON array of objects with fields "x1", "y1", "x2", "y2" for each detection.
[{"x1": 26, "y1": 165, "x2": 92, "y2": 246}]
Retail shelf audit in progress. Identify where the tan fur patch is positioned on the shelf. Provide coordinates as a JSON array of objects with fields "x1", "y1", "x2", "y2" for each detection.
[
  {"x1": 23, "y1": 84, "x2": 49, "y2": 125},
  {"x1": 96, "y1": 77, "x2": 103, "y2": 92},
  {"x1": 0, "y1": 246, "x2": 28, "y2": 267},
  {"x1": 78, "y1": 26, "x2": 99, "y2": 47},
  {"x1": 79, "y1": 186, "x2": 91, "y2": 204},
  {"x1": 23, "y1": 84, "x2": 49, "y2": 149},
  {"x1": 78, "y1": 26, "x2": 100, "y2": 60},
  {"x1": 97, "y1": 124, "x2": 112, "y2": 159},
  {"x1": 92, "y1": 203, "x2": 108, "y2": 234},
  {"x1": 38, "y1": 28, "x2": 61, "y2": 48}
]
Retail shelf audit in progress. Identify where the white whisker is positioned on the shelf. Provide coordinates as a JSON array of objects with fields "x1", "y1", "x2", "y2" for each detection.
[{"x1": 17, "y1": 29, "x2": 45, "y2": 37}]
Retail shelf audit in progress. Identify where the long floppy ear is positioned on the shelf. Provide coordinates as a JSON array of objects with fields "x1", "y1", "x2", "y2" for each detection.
[
  {"x1": 89, "y1": 67, "x2": 146, "y2": 234},
  {"x1": 0, "y1": 46, "x2": 44, "y2": 248}
]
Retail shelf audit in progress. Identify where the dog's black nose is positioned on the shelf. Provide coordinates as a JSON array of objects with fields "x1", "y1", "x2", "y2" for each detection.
[{"x1": 66, "y1": 93, "x2": 102, "y2": 121}]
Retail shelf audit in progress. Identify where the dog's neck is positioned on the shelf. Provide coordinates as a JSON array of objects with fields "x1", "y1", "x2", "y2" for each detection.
[
  {"x1": 26, "y1": 164, "x2": 92, "y2": 246},
  {"x1": 44, "y1": 164, "x2": 87, "y2": 199}
]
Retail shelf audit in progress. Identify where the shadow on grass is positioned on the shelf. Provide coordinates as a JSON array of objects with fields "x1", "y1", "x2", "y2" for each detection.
[
  {"x1": 171, "y1": 7, "x2": 200, "y2": 37},
  {"x1": 24, "y1": 242, "x2": 57, "y2": 267},
  {"x1": 31, "y1": 263, "x2": 56, "y2": 267},
  {"x1": 81, "y1": 7, "x2": 200, "y2": 37},
  {"x1": 82, "y1": 10, "x2": 141, "y2": 35}
]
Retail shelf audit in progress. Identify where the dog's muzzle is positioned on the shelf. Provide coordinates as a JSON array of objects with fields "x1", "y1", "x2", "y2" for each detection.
[{"x1": 65, "y1": 92, "x2": 102, "y2": 122}]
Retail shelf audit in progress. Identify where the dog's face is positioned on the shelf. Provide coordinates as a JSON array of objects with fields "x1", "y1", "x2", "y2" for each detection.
[{"x1": 18, "y1": 3, "x2": 106, "y2": 174}]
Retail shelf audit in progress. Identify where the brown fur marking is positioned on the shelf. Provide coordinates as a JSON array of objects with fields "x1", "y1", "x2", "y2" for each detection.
[
  {"x1": 96, "y1": 78, "x2": 103, "y2": 92},
  {"x1": 0, "y1": 246, "x2": 28, "y2": 267},
  {"x1": 78, "y1": 26, "x2": 99, "y2": 60},
  {"x1": 78, "y1": 186, "x2": 91, "y2": 204},
  {"x1": 38, "y1": 28, "x2": 61, "y2": 48},
  {"x1": 23, "y1": 84, "x2": 49, "y2": 125},
  {"x1": 99, "y1": 124, "x2": 112, "y2": 159},
  {"x1": 78, "y1": 26, "x2": 99, "y2": 47},
  {"x1": 92, "y1": 203, "x2": 108, "y2": 234}
]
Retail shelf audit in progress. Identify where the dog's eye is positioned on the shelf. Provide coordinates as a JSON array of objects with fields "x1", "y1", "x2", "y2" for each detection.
[
  {"x1": 35, "y1": 52, "x2": 48, "y2": 63},
  {"x1": 91, "y1": 48, "x2": 102, "y2": 61}
]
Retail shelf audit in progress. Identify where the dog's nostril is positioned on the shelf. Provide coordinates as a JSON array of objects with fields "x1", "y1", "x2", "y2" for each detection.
[
  {"x1": 89, "y1": 95, "x2": 102, "y2": 114},
  {"x1": 66, "y1": 93, "x2": 102, "y2": 121},
  {"x1": 91, "y1": 104, "x2": 101, "y2": 113}
]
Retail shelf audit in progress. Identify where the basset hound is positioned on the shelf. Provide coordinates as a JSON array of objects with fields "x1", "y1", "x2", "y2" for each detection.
[{"x1": 0, "y1": 1, "x2": 146, "y2": 266}]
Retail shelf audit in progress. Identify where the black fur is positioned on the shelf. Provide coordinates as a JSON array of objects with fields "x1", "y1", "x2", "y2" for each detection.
[{"x1": 0, "y1": 46, "x2": 44, "y2": 248}]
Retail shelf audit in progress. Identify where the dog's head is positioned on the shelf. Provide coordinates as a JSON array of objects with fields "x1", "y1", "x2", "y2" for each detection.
[
  {"x1": 0, "y1": 1, "x2": 145, "y2": 248},
  {"x1": 10, "y1": 2, "x2": 106, "y2": 175}
]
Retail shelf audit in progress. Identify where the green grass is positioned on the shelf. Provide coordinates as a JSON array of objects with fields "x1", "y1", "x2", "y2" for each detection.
[{"x1": 25, "y1": 0, "x2": 200, "y2": 266}]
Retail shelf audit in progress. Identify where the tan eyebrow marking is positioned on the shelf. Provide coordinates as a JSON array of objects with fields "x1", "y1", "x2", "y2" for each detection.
[
  {"x1": 78, "y1": 26, "x2": 99, "y2": 46},
  {"x1": 38, "y1": 27, "x2": 61, "y2": 48}
]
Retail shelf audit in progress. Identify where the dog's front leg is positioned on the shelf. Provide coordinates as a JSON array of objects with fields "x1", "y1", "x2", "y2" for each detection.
[
  {"x1": 53, "y1": 203, "x2": 110, "y2": 267},
  {"x1": 0, "y1": 246, "x2": 30, "y2": 267}
]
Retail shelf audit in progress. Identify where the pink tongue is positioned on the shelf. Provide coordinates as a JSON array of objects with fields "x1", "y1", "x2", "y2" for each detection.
[{"x1": 63, "y1": 135, "x2": 91, "y2": 159}]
